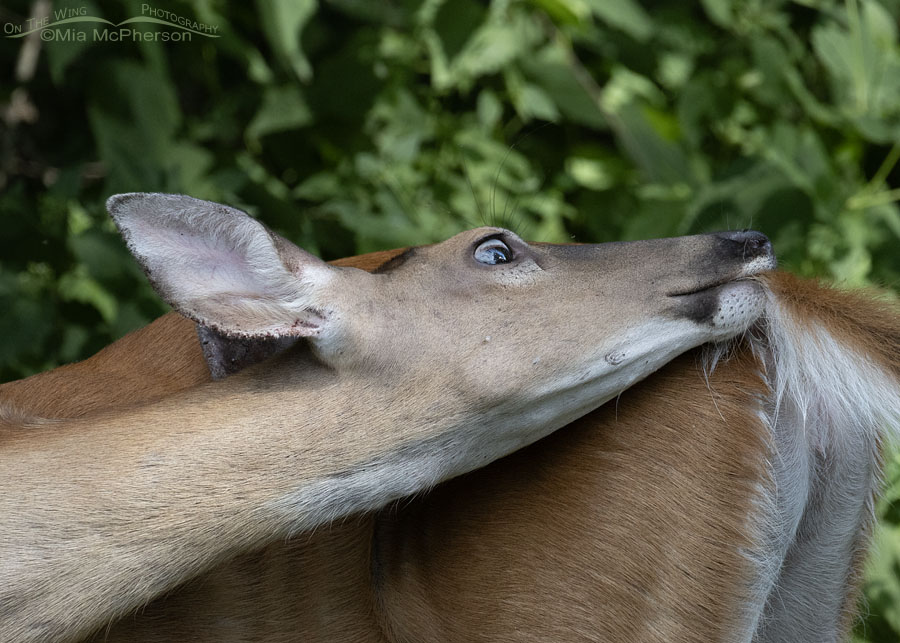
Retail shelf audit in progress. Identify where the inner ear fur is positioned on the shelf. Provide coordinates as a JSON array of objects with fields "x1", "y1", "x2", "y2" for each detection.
[{"x1": 107, "y1": 193, "x2": 336, "y2": 339}]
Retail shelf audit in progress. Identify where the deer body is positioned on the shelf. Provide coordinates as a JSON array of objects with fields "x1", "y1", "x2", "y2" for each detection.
[
  {"x1": 0, "y1": 194, "x2": 778, "y2": 642},
  {"x1": 11, "y1": 268, "x2": 897, "y2": 643}
]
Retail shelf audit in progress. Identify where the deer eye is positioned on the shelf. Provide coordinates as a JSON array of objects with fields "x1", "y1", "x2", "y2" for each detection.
[{"x1": 474, "y1": 238, "x2": 512, "y2": 265}]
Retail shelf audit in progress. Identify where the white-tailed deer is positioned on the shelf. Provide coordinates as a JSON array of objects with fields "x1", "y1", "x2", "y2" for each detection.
[
  {"x1": 3, "y1": 195, "x2": 899, "y2": 643},
  {"x1": 0, "y1": 193, "x2": 779, "y2": 643}
]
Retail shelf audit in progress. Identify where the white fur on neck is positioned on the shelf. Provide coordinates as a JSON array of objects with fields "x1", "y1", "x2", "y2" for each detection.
[{"x1": 716, "y1": 287, "x2": 900, "y2": 642}]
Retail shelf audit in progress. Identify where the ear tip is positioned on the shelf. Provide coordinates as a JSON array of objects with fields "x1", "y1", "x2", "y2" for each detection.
[
  {"x1": 106, "y1": 192, "x2": 140, "y2": 215},
  {"x1": 106, "y1": 192, "x2": 194, "y2": 220},
  {"x1": 106, "y1": 192, "x2": 169, "y2": 224}
]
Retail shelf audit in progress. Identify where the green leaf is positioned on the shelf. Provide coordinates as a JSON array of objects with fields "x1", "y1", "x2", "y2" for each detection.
[
  {"x1": 528, "y1": 0, "x2": 590, "y2": 25},
  {"x1": 583, "y1": 0, "x2": 653, "y2": 41},
  {"x1": 812, "y1": 0, "x2": 900, "y2": 142},
  {"x1": 58, "y1": 265, "x2": 117, "y2": 324},
  {"x1": 368, "y1": 88, "x2": 435, "y2": 162},
  {"x1": 294, "y1": 172, "x2": 341, "y2": 200},
  {"x1": 44, "y1": 0, "x2": 103, "y2": 84},
  {"x1": 68, "y1": 230, "x2": 138, "y2": 285},
  {"x1": 699, "y1": 0, "x2": 732, "y2": 28},
  {"x1": 599, "y1": 68, "x2": 694, "y2": 185},
  {"x1": 516, "y1": 84, "x2": 560, "y2": 122},
  {"x1": 87, "y1": 60, "x2": 181, "y2": 191},
  {"x1": 477, "y1": 90, "x2": 503, "y2": 130},
  {"x1": 246, "y1": 85, "x2": 313, "y2": 141},
  {"x1": 67, "y1": 202, "x2": 93, "y2": 237},
  {"x1": 453, "y1": 22, "x2": 528, "y2": 84},
  {"x1": 430, "y1": 8, "x2": 542, "y2": 91},
  {"x1": 256, "y1": 0, "x2": 318, "y2": 81},
  {"x1": 59, "y1": 325, "x2": 90, "y2": 364},
  {"x1": 433, "y1": 0, "x2": 486, "y2": 59},
  {"x1": 566, "y1": 157, "x2": 616, "y2": 191},
  {"x1": 165, "y1": 144, "x2": 217, "y2": 197},
  {"x1": 519, "y1": 44, "x2": 608, "y2": 129}
]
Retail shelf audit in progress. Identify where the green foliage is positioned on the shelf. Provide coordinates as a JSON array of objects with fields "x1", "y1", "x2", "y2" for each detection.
[{"x1": 1, "y1": 0, "x2": 899, "y2": 638}]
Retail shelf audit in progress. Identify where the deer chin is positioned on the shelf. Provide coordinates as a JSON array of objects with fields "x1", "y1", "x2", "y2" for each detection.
[
  {"x1": 669, "y1": 278, "x2": 769, "y2": 338},
  {"x1": 701, "y1": 279, "x2": 768, "y2": 337}
]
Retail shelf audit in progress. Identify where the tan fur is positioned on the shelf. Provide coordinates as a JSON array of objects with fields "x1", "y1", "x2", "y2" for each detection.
[
  {"x1": 101, "y1": 273, "x2": 900, "y2": 643},
  {"x1": 0, "y1": 313, "x2": 206, "y2": 421},
  {"x1": 4, "y1": 207, "x2": 775, "y2": 643},
  {"x1": 0, "y1": 250, "x2": 403, "y2": 643},
  {"x1": 99, "y1": 347, "x2": 769, "y2": 643},
  {"x1": 375, "y1": 347, "x2": 768, "y2": 643},
  {"x1": 3, "y1": 250, "x2": 896, "y2": 643},
  {"x1": 95, "y1": 521, "x2": 385, "y2": 643}
]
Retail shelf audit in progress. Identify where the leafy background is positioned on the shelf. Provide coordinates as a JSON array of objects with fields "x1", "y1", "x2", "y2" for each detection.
[{"x1": 1, "y1": 0, "x2": 899, "y2": 638}]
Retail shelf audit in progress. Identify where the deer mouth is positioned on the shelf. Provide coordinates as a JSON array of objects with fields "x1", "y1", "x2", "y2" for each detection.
[
  {"x1": 667, "y1": 264, "x2": 776, "y2": 331},
  {"x1": 669, "y1": 276, "x2": 754, "y2": 298},
  {"x1": 668, "y1": 254, "x2": 777, "y2": 299}
]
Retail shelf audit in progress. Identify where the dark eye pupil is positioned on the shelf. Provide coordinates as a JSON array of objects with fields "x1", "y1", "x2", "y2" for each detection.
[
  {"x1": 485, "y1": 247, "x2": 508, "y2": 264},
  {"x1": 474, "y1": 240, "x2": 512, "y2": 265}
]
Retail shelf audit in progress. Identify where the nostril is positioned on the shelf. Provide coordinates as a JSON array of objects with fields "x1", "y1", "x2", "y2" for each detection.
[
  {"x1": 715, "y1": 230, "x2": 772, "y2": 257},
  {"x1": 743, "y1": 232, "x2": 771, "y2": 253}
]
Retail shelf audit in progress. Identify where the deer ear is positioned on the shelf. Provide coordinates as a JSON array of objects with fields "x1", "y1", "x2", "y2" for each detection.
[{"x1": 107, "y1": 193, "x2": 335, "y2": 339}]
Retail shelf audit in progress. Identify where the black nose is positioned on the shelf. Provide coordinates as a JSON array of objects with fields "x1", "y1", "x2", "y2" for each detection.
[{"x1": 715, "y1": 230, "x2": 772, "y2": 258}]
